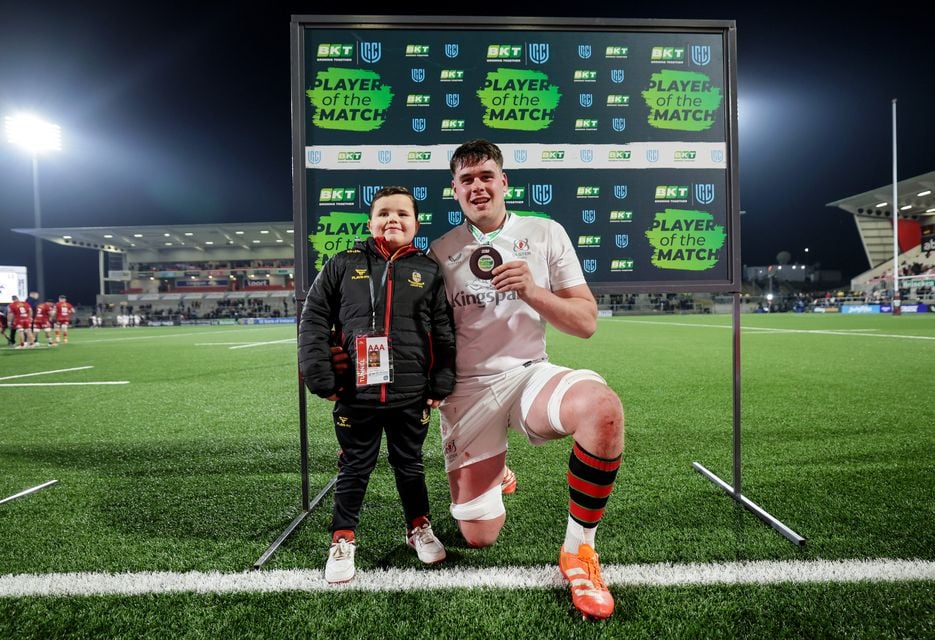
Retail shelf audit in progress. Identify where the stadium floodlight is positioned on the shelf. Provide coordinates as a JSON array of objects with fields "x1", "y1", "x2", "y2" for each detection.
[{"x1": 4, "y1": 113, "x2": 63, "y2": 300}]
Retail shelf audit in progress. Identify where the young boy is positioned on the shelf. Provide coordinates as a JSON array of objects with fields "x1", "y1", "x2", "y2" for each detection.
[{"x1": 298, "y1": 186, "x2": 456, "y2": 584}]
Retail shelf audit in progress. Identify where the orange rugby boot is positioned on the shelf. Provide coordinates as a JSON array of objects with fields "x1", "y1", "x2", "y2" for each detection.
[
  {"x1": 559, "y1": 544, "x2": 614, "y2": 620},
  {"x1": 500, "y1": 466, "x2": 517, "y2": 494}
]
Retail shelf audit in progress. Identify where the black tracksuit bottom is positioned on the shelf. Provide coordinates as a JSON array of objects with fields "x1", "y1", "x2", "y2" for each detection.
[{"x1": 331, "y1": 399, "x2": 432, "y2": 533}]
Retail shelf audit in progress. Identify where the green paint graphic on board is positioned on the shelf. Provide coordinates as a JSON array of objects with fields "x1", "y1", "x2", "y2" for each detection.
[
  {"x1": 306, "y1": 68, "x2": 394, "y2": 132},
  {"x1": 644, "y1": 209, "x2": 726, "y2": 271}
]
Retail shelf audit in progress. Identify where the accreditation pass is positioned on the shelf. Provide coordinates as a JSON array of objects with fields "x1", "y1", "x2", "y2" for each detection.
[{"x1": 355, "y1": 333, "x2": 392, "y2": 387}]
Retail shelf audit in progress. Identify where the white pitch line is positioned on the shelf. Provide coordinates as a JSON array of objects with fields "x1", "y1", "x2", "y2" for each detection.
[
  {"x1": 229, "y1": 339, "x2": 295, "y2": 350},
  {"x1": 0, "y1": 559, "x2": 932, "y2": 598},
  {"x1": 0, "y1": 366, "x2": 94, "y2": 381},
  {"x1": 0, "y1": 381, "x2": 129, "y2": 388},
  {"x1": 613, "y1": 319, "x2": 935, "y2": 341}
]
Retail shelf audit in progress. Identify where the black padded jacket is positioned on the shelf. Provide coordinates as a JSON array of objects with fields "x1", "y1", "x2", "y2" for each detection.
[{"x1": 298, "y1": 238, "x2": 456, "y2": 408}]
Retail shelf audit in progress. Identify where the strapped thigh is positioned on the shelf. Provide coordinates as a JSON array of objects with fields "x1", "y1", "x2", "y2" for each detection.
[{"x1": 544, "y1": 369, "x2": 606, "y2": 436}]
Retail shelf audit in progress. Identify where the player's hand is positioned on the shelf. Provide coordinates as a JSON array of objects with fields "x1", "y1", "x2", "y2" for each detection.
[
  {"x1": 330, "y1": 345, "x2": 350, "y2": 375},
  {"x1": 491, "y1": 260, "x2": 537, "y2": 299},
  {"x1": 425, "y1": 398, "x2": 442, "y2": 409}
]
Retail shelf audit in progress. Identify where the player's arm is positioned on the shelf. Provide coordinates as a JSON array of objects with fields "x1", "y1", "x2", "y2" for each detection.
[{"x1": 491, "y1": 262, "x2": 597, "y2": 338}]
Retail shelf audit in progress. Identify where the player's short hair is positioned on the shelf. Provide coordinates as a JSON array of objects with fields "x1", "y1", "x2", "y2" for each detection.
[
  {"x1": 58, "y1": 295, "x2": 66, "y2": 300},
  {"x1": 369, "y1": 186, "x2": 418, "y2": 218},
  {"x1": 449, "y1": 139, "x2": 503, "y2": 174}
]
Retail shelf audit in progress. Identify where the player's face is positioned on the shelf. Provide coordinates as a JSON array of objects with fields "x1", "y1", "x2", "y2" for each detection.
[
  {"x1": 452, "y1": 158, "x2": 508, "y2": 233},
  {"x1": 368, "y1": 194, "x2": 418, "y2": 250}
]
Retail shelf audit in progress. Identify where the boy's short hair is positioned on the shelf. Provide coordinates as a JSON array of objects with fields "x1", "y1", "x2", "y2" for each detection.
[
  {"x1": 370, "y1": 186, "x2": 418, "y2": 217},
  {"x1": 449, "y1": 139, "x2": 504, "y2": 174}
]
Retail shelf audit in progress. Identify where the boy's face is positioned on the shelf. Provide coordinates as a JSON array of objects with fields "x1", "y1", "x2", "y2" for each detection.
[{"x1": 368, "y1": 193, "x2": 418, "y2": 250}]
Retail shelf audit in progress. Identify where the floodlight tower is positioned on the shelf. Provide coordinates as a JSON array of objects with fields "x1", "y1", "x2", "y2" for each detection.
[{"x1": 5, "y1": 113, "x2": 62, "y2": 300}]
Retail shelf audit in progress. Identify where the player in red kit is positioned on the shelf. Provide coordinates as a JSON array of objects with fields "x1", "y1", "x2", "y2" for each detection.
[
  {"x1": 32, "y1": 299, "x2": 55, "y2": 346},
  {"x1": 53, "y1": 295, "x2": 75, "y2": 344},
  {"x1": 7, "y1": 295, "x2": 34, "y2": 349}
]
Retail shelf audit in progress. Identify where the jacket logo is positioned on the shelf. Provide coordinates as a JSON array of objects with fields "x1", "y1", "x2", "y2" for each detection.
[
  {"x1": 409, "y1": 271, "x2": 425, "y2": 288},
  {"x1": 352, "y1": 269, "x2": 369, "y2": 280}
]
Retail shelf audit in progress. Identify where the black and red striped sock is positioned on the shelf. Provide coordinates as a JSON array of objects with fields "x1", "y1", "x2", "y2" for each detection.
[{"x1": 567, "y1": 441, "x2": 621, "y2": 528}]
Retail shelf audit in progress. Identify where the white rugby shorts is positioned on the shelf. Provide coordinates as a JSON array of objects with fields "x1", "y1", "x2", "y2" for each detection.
[{"x1": 439, "y1": 361, "x2": 573, "y2": 472}]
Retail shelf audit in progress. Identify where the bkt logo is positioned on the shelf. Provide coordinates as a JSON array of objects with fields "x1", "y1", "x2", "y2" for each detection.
[
  {"x1": 412, "y1": 186, "x2": 427, "y2": 201},
  {"x1": 607, "y1": 94, "x2": 630, "y2": 106},
  {"x1": 576, "y1": 186, "x2": 600, "y2": 198},
  {"x1": 651, "y1": 46, "x2": 685, "y2": 62},
  {"x1": 582, "y1": 209, "x2": 596, "y2": 224},
  {"x1": 320, "y1": 188, "x2": 356, "y2": 203},
  {"x1": 609, "y1": 150, "x2": 631, "y2": 161},
  {"x1": 504, "y1": 186, "x2": 526, "y2": 201},
  {"x1": 487, "y1": 44, "x2": 522, "y2": 59},
  {"x1": 443, "y1": 187, "x2": 455, "y2": 199},
  {"x1": 337, "y1": 151, "x2": 361, "y2": 162},
  {"x1": 317, "y1": 44, "x2": 353, "y2": 59},
  {"x1": 691, "y1": 45, "x2": 711, "y2": 66},
  {"x1": 360, "y1": 42, "x2": 381, "y2": 63},
  {"x1": 541, "y1": 150, "x2": 565, "y2": 161},
  {"x1": 583, "y1": 259, "x2": 598, "y2": 273},
  {"x1": 577, "y1": 235, "x2": 601, "y2": 247},
  {"x1": 610, "y1": 210, "x2": 633, "y2": 222},
  {"x1": 528, "y1": 43, "x2": 549, "y2": 64},
  {"x1": 575, "y1": 119, "x2": 598, "y2": 131},
  {"x1": 574, "y1": 70, "x2": 597, "y2": 81},
  {"x1": 405, "y1": 44, "x2": 430, "y2": 56},
  {"x1": 694, "y1": 183, "x2": 715, "y2": 205},
  {"x1": 674, "y1": 150, "x2": 697, "y2": 161},
  {"x1": 655, "y1": 185, "x2": 689, "y2": 200},
  {"x1": 441, "y1": 119, "x2": 465, "y2": 131},
  {"x1": 417, "y1": 213, "x2": 432, "y2": 223},
  {"x1": 440, "y1": 69, "x2": 464, "y2": 81},
  {"x1": 407, "y1": 151, "x2": 431, "y2": 162},
  {"x1": 531, "y1": 184, "x2": 553, "y2": 205},
  {"x1": 611, "y1": 259, "x2": 634, "y2": 272},
  {"x1": 407, "y1": 94, "x2": 430, "y2": 106},
  {"x1": 605, "y1": 46, "x2": 629, "y2": 58},
  {"x1": 361, "y1": 186, "x2": 384, "y2": 206},
  {"x1": 615, "y1": 234, "x2": 629, "y2": 248},
  {"x1": 448, "y1": 211, "x2": 462, "y2": 225}
]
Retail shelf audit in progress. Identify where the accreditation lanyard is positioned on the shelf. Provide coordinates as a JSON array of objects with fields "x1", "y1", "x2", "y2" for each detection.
[{"x1": 355, "y1": 252, "x2": 393, "y2": 387}]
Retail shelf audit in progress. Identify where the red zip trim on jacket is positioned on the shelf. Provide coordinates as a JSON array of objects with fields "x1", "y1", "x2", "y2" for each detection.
[{"x1": 374, "y1": 241, "x2": 419, "y2": 403}]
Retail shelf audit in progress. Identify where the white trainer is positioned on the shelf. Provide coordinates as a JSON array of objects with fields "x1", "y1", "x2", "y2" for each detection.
[
  {"x1": 407, "y1": 521, "x2": 446, "y2": 564},
  {"x1": 325, "y1": 538, "x2": 356, "y2": 583}
]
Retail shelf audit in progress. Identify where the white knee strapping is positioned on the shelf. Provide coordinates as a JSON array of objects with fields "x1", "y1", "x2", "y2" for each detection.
[
  {"x1": 546, "y1": 369, "x2": 606, "y2": 435},
  {"x1": 449, "y1": 484, "x2": 505, "y2": 521}
]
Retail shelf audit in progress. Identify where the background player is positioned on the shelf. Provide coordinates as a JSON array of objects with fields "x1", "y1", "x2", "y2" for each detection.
[{"x1": 53, "y1": 294, "x2": 75, "y2": 343}]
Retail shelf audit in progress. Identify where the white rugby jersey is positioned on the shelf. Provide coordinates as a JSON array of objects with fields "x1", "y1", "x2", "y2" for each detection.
[{"x1": 429, "y1": 213, "x2": 586, "y2": 378}]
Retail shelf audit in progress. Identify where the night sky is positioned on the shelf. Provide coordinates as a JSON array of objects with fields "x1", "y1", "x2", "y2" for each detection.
[{"x1": 1, "y1": 2, "x2": 932, "y2": 305}]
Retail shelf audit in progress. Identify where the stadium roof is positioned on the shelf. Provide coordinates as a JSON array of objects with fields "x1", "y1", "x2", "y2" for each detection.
[
  {"x1": 12, "y1": 221, "x2": 295, "y2": 253},
  {"x1": 826, "y1": 170, "x2": 935, "y2": 220}
]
